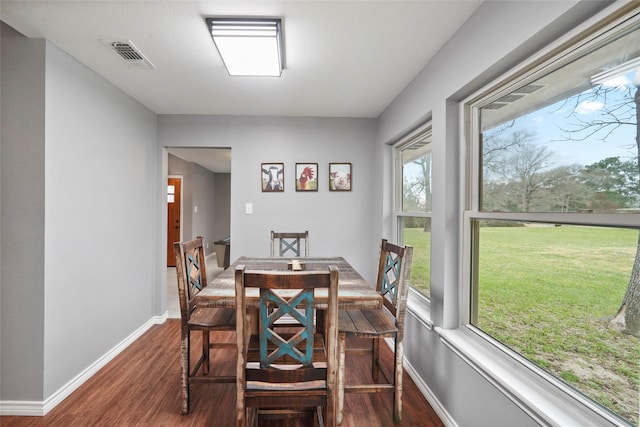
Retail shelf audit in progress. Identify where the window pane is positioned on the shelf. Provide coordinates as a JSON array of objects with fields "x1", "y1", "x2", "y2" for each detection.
[
  {"x1": 479, "y1": 24, "x2": 640, "y2": 213},
  {"x1": 401, "y1": 216, "x2": 431, "y2": 298},
  {"x1": 402, "y1": 136, "x2": 432, "y2": 213},
  {"x1": 472, "y1": 221, "x2": 639, "y2": 425}
]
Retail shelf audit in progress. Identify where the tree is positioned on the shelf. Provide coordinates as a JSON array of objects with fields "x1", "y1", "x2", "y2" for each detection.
[
  {"x1": 581, "y1": 157, "x2": 639, "y2": 211},
  {"x1": 402, "y1": 176, "x2": 423, "y2": 211},
  {"x1": 539, "y1": 165, "x2": 590, "y2": 212},
  {"x1": 406, "y1": 156, "x2": 432, "y2": 212},
  {"x1": 402, "y1": 154, "x2": 432, "y2": 231},
  {"x1": 561, "y1": 79, "x2": 640, "y2": 336},
  {"x1": 487, "y1": 130, "x2": 554, "y2": 212}
]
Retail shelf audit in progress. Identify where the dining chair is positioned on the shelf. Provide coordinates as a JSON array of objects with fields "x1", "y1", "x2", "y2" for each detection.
[
  {"x1": 174, "y1": 237, "x2": 236, "y2": 415},
  {"x1": 336, "y1": 239, "x2": 414, "y2": 425},
  {"x1": 270, "y1": 231, "x2": 309, "y2": 257},
  {"x1": 235, "y1": 264, "x2": 339, "y2": 427},
  {"x1": 269, "y1": 231, "x2": 312, "y2": 329}
]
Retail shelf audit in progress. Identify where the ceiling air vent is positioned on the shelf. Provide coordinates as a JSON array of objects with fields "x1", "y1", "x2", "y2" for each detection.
[{"x1": 104, "y1": 40, "x2": 155, "y2": 69}]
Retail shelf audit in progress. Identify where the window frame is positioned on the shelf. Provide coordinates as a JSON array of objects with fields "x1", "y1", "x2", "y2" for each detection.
[
  {"x1": 458, "y1": 3, "x2": 640, "y2": 426},
  {"x1": 393, "y1": 124, "x2": 433, "y2": 307}
]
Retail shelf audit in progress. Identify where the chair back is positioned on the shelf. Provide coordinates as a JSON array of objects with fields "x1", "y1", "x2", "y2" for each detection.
[
  {"x1": 375, "y1": 239, "x2": 414, "y2": 321},
  {"x1": 270, "y1": 231, "x2": 309, "y2": 257},
  {"x1": 174, "y1": 237, "x2": 208, "y2": 323},
  {"x1": 235, "y1": 265, "x2": 339, "y2": 384}
]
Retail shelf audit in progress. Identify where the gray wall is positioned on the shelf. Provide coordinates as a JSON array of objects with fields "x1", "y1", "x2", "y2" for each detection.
[
  {"x1": 213, "y1": 173, "x2": 231, "y2": 244},
  {"x1": 1, "y1": 21, "x2": 46, "y2": 402},
  {"x1": 43, "y1": 42, "x2": 158, "y2": 398},
  {"x1": 158, "y1": 116, "x2": 380, "y2": 284},
  {"x1": 1, "y1": 23, "x2": 158, "y2": 402}
]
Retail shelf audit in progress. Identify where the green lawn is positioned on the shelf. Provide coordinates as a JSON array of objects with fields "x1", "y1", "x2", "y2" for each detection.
[
  {"x1": 406, "y1": 225, "x2": 640, "y2": 425},
  {"x1": 403, "y1": 228, "x2": 431, "y2": 296}
]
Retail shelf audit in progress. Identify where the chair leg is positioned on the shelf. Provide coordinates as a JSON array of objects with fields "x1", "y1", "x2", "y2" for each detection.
[
  {"x1": 371, "y1": 337, "x2": 380, "y2": 381},
  {"x1": 180, "y1": 329, "x2": 190, "y2": 415},
  {"x1": 337, "y1": 332, "x2": 346, "y2": 426},
  {"x1": 316, "y1": 406, "x2": 324, "y2": 427},
  {"x1": 202, "y1": 330, "x2": 210, "y2": 375},
  {"x1": 393, "y1": 335, "x2": 403, "y2": 424}
]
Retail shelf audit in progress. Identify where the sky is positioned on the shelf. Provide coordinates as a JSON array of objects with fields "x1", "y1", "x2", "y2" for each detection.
[{"x1": 496, "y1": 72, "x2": 638, "y2": 168}]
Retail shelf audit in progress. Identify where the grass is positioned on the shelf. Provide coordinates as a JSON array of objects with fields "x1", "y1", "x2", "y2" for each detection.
[
  {"x1": 403, "y1": 228, "x2": 431, "y2": 296},
  {"x1": 405, "y1": 225, "x2": 640, "y2": 425}
]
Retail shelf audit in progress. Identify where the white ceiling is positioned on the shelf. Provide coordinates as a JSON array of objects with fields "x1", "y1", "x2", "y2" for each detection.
[
  {"x1": 168, "y1": 147, "x2": 232, "y2": 173},
  {"x1": 1, "y1": 0, "x2": 482, "y2": 171}
]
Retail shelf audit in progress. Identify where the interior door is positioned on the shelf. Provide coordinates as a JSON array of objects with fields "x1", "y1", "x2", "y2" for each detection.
[{"x1": 167, "y1": 177, "x2": 182, "y2": 266}]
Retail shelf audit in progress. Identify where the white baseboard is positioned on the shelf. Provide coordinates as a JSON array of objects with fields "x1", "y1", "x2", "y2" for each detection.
[
  {"x1": 382, "y1": 337, "x2": 457, "y2": 427},
  {"x1": 403, "y1": 355, "x2": 458, "y2": 427},
  {"x1": 0, "y1": 314, "x2": 167, "y2": 416}
]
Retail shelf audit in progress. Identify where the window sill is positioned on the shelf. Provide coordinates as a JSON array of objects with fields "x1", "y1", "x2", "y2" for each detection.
[
  {"x1": 406, "y1": 287, "x2": 433, "y2": 330},
  {"x1": 436, "y1": 327, "x2": 628, "y2": 427}
]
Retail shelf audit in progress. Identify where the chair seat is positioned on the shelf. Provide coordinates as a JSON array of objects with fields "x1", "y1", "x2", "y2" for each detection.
[
  {"x1": 247, "y1": 380, "x2": 326, "y2": 391},
  {"x1": 188, "y1": 306, "x2": 236, "y2": 328},
  {"x1": 339, "y1": 308, "x2": 398, "y2": 338}
]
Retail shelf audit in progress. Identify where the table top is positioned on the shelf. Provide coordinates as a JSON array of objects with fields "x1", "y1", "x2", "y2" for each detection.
[{"x1": 196, "y1": 256, "x2": 382, "y2": 310}]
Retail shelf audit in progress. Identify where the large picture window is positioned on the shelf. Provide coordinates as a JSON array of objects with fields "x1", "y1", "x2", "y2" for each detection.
[
  {"x1": 467, "y1": 9, "x2": 640, "y2": 426},
  {"x1": 396, "y1": 128, "x2": 432, "y2": 299}
]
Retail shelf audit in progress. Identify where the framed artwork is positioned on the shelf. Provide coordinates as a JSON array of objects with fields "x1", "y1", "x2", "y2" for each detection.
[
  {"x1": 329, "y1": 163, "x2": 352, "y2": 191},
  {"x1": 295, "y1": 163, "x2": 318, "y2": 192},
  {"x1": 261, "y1": 163, "x2": 284, "y2": 192}
]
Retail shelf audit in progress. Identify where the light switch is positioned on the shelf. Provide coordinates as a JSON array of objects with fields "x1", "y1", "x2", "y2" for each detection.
[
  {"x1": 194, "y1": 205, "x2": 198, "y2": 213},
  {"x1": 245, "y1": 203, "x2": 253, "y2": 214}
]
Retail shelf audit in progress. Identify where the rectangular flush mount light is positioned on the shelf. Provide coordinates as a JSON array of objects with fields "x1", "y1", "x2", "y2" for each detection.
[{"x1": 205, "y1": 18, "x2": 284, "y2": 77}]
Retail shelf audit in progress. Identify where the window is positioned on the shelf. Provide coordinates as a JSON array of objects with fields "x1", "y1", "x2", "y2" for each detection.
[
  {"x1": 467, "y1": 8, "x2": 640, "y2": 426},
  {"x1": 395, "y1": 128, "x2": 432, "y2": 299}
]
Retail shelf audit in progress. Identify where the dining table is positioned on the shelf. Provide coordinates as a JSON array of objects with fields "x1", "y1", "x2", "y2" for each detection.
[{"x1": 195, "y1": 256, "x2": 382, "y2": 311}]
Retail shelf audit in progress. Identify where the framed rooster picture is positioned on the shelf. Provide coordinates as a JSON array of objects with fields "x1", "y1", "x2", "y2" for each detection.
[
  {"x1": 295, "y1": 163, "x2": 318, "y2": 192},
  {"x1": 329, "y1": 163, "x2": 352, "y2": 191}
]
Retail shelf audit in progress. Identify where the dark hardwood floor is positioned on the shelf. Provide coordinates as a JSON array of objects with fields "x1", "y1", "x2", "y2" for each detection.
[{"x1": 1, "y1": 319, "x2": 444, "y2": 426}]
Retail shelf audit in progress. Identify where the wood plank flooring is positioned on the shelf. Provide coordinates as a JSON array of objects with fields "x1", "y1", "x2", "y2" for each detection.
[{"x1": 1, "y1": 319, "x2": 444, "y2": 426}]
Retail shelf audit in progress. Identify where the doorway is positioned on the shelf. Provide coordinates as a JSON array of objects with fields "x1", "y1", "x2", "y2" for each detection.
[{"x1": 167, "y1": 176, "x2": 182, "y2": 266}]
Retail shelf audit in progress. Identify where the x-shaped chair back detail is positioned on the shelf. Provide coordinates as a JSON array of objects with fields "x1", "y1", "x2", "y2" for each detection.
[
  {"x1": 376, "y1": 239, "x2": 413, "y2": 320},
  {"x1": 379, "y1": 250, "x2": 402, "y2": 310},
  {"x1": 176, "y1": 239, "x2": 208, "y2": 320},
  {"x1": 186, "y1": 252, "x2": 203, "y2": 291},
  {"x1": 259, "y1": 288, "x2": 314, "y2": 366},
  {"x1": 270, "y1": 231, "x2": 309, "y2": 257}
]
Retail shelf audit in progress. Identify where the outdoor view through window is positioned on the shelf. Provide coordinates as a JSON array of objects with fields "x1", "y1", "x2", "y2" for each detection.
[
  {"x1": 399, "y1": 132, "x2": 432, "y2": 300},
  {"x1": 473, "y1": 19, "x2": 640, "y2": 425}
]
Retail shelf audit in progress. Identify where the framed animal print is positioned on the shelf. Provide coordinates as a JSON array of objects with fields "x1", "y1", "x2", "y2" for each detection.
[
  {"x1": 261, "y1": 163, "x2": 284, "y2": 192},
  {"x1": 295, "y1": 163, "x2": 318, "y2": 192},
  {"x1": 329, "y1": 163, "x2": 352, "y2": 191}
]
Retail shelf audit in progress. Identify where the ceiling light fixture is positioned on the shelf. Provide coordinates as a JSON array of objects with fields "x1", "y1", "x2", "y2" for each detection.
[{"x1": 205, "y1": 18, "x2": 284, "y2": 77}]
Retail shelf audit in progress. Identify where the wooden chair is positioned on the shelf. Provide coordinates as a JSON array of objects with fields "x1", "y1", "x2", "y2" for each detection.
[
  {"x1": 337, "y1": 239, "x2": 414, "y2": 425},
  {"x1": 174, "y1": 237, "x2": 236, "y2": 415},
  {"x1": 270, "y1": 231, "x2": 309, "y2": 257},
  {"x1": 235, "y1": 265, "x2": 339, "y2": 427}
]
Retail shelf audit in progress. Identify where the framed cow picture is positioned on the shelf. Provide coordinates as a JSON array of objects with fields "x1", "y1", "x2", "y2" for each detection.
[
  {"x1": 261, "y1": 163, "x2": 284, "y2": 192},
  {"x1": 329, "y1": 163, "x2": 352, "y2": 191}
]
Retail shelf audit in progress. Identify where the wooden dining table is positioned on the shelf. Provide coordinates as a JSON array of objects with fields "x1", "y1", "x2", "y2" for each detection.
[{"x1": 195, "y1": 256, "x2": 382, "y2": 310}]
